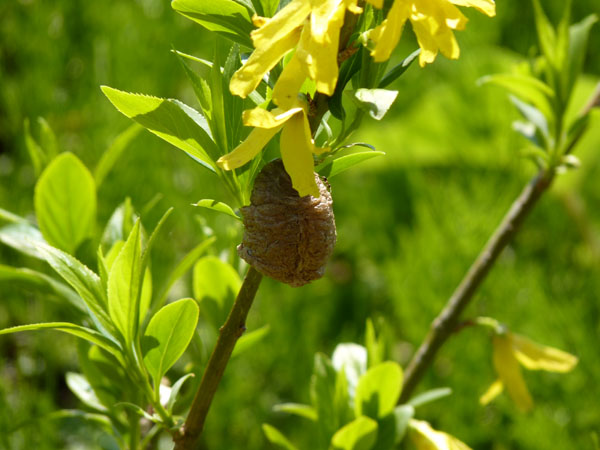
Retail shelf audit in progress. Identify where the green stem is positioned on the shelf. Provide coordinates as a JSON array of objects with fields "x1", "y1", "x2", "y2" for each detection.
[
  {"x1": 173, "y1": 266, "x2": 263, "y2": 450},
  {"x1": 128, "y1": 409, "x2": 141, "y2": 450}
]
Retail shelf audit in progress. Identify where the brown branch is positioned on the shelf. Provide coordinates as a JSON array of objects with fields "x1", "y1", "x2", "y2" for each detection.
[
  {"x1": 399, "y1": 170, "x2": 554, "y2": 402},
  {"x1": 399, "y1": 80, "x2": 600, "y2": 403},
  {"x1": 174, "y1": 266, "x2": 263, "y2": 450}
]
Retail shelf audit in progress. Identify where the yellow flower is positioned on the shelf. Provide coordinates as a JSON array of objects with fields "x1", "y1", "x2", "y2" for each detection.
[
  {"x1": 480, "y1": 332, "x2": 578, "y2": 412},
  {"x1": 217, "y1": 99, "x2": 328, "y2": 198},
  {"x1": 408, "y1": 419, "x2": 471, "y2": 450},
  {"x1": 369, "y1": 0, "x2": 496, "y2": 66},
  {"x1": 230, "y1": 0, "x2": 365, "y2": 102}
]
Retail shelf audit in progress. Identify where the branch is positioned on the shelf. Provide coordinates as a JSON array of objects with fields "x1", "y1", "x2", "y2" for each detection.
[
  {"x1": 174, "y1": 266, "x2": 263, "y2": 450},
  {"x1": 399, "y1": 80, "x2": 600, "y2": 403},
  {"x1": 399, "y1": 169, "x2": 554, "y2": 402}
]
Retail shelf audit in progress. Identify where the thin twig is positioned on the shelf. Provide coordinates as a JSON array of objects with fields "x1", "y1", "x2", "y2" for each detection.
[
  {"x1": 399, "y1": 169, "x2": 554, "y2": 402},
  {"x1": 399, "y1": 83, "x2": 600, "y2": 403},
  {"x1": 174, "y1": 267, "x2": 263, "y2": 450}
]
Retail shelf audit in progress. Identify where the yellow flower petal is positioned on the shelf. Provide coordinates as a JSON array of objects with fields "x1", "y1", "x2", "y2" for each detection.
[
  {"x1": 280, "y1": 113, "x2": 321, "y2": 197},
  {"x1": 252, "y1": 14, "x2": 269, "y2": 28},
  {"x1": 369, "y1": 0, "x2": 410, "y2": 62},
  {"x1": 251, "y1": 0, "x2": 311, "y2": 48},
  {"x1": 242, "y1": 106, "x2": 303, "y2": 128},
  {"x1": 450, "y1": 0, "x2": 496, "y2": 17},
  {"x1": 493, "y1": 335, "x2": 534, "y2": 412},
  {"x1": 217, "y1": 126, "x2": 281, "y2": 170},
  {"x1": 272, "y1": 53, "x2": 307, "y2": 109},
  {"x1": 480, "y1": 379, "x2": 504, "y2": 406},
  {"x1": 230, "y1": 26, "x2": 302, "y2": 99},
  {"x1": 510, "y1": 333, "x2": 578, "y2": 373},
  {"x1": 409, "y1": 419, "x2": 472, "y2": 450}
]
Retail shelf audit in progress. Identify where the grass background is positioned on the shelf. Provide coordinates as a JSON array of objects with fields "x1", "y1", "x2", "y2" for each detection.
[{"x1": 1, "y1": 0, "x2": 599, "y2": 448}]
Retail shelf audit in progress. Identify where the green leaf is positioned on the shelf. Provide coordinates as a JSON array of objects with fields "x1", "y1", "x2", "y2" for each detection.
[
  {"x1": 66, "y1": 372, "x2": 107, "y2": 412},
  {"x1": 365, "y1": 319, "x2": 383, "y2": 368},
  {"x1": 101, "y1": 86, "x2": 219, "y2": 172},
  {"x1": 172, "y1": 0, "x2": 255, "y2": 48},
  {"x1": 142, "y1": 298, "x2": 199, "y2": 385},
  {"x1": 509, "y1": 95, "x2": 550, "y2": 146},
  {"x1": 329, "y1": 47, "x2": 364, "y2": 120},
  {"x1": 154, "y1": 236, "x2": 216, "y2": 312},
  {"x1": 479, "y1": 74, "x2": 555, "y2": 121},
  {"x1": 331, "y1": 343, "x2": 367, "y2": 396},
  {"x1": 262, "y1": 424, "x2": 299, "y2": 450},
  {"x1": 94, "y1": 124, "x2": 142, "y2": 187},
  {"x1": 273, "y1": 403, "x2": 318, "y2": 421},
  {"x1": 37, "y1": 117, "x2": 59, "y2": 160},
  {"x1": 531, "y1": 0, "x2": 558, "y2": 68},
  {"x1": 378, "y1": 49, "x2": 420, "y2": 89},
  {"x1": 34, "y1": 152, "x2": 96, "y2": 254},
  {"x1": 352, "y1": 89, "x2": 399, "y2": 120},
  {"x1": 166, "y1": 373, "x2": 195, "y2": 413},
  {"x1": 24, "y1": 118, "x2": 47, "y2": 177},
  {"x1": 565, "y1": 15, "x2": 598, "y2": 101},
  {"x1": 101, "y1": 198, "x2": 136, "y2": 251},
  {"x1": 331, "y1": 416, "x2": 378, "y2": 450},
  {"x1": 0, "y1": 222, "x2": 46, "y2": 259},
  {"x1": 256, "y1": 0, "x2": 278, "y2": 17},
  {"x1": 0, "y1": 322, "x2": 122, "y2": 361},
  {"x1": 407, "y1": 388, "x2": 452, "y2": 408},
  {"x1": 34, "y1": 242, "x2": 115, "y2": 336},
  {"x1": 392, "y1": 405, "x2": 414, "y2": 443},
  {"x1": 317, "y1": 151, "x2": 385, "y2": 178},
  {"x1": 310, "y1": 353, "x2": 339, "y2": 443},
  {"x1": 193, "y1": 256, "x2": 241, "y2": 327},
  {"x1": 108, "y1": 220, "x2": 143, "y2": 345},
  {"x1": 175, "y1": 49, "x2": 214, "y2": 123},
  {"x1": 232, "y1": 324, "x2": 270, "y2": 358},
  {"x1": 0, "y1": 264, "x2": 85, "y2": 312},
  {"x1": 354, "y1": 362, "x2": 403, "y2": 419},
  {"x1": 193, "y1": 199, "x2": 241, "y2": 221},
  {"x1": 0, "y1": 207, "x2": 27, "y2": 224}
]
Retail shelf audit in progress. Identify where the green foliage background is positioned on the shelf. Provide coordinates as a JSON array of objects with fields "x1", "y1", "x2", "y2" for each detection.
[{"x1": 1, "y1": 0, "x2": 599, "y2": 448}]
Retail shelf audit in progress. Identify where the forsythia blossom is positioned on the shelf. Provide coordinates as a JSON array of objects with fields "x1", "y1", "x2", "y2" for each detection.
[
  {"x1": 480, "y1": 332, "x2": 578, "y2": 412},
  {"x1": 409, "y1": 419, "x2": 471, "y2": 450},
  {"x1": 369, "y1": 0, "x2": 496, "y2": 66},
  {"x1": 217, "y1": 100, "x2": 328, "y2": 197}
]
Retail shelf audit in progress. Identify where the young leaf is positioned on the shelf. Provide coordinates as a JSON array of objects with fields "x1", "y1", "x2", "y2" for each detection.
[
  {"x1": 166, "y1": 373, "x2": 195, "y2": 413},
  {"x1": 262, "y1": 424, "x2": 299, "y2": 450},
  {"x1": 101, "y1": 198, "x2": 136, "y2": 251},
  {"x1": 66, "y1": 372, "x2": 108, "y2": 412},
  {"x1": 0, "y1": 222, "x2": 47, "y2": 259},
  {"x1": 354, "y1": 362, "x2": 403, "y2": 419},
  {"x1": 478, "y1": 74, "x2": 555, "y2": 120},
  {"x1": 330, "y1": 416, "x2": 378, "y2": 450},
  {"x1": 24, "y1": 118, "x2": 47, "y2": 177},
  {"x1": 407, "y1": 388, "x2": 452, "y2": 408},
  {"x1": 351, "y1": 89, "x2": 399, "y2": 120},
  {"x1": 331, "y1": 343, "x2": 367, "y2": 399},
  {"x1": 34, "y1": 242, "x2": 115, "y2": 335},
  {"x1": 378, "y1": 49, "x2": 420, "y2": 89},
  {"x1": 142, "y1": 298, "x2": 199, "y2": 385},
  {"x1": 34, "y1": 152, "x2": 96, "y2": 254},
  {"x1": 231, "y1": 324, "x2": 270, "y2": 357},
  {"x1": 193, "y1": 256, "x2": 241, "y2": 327},
  {"x1": 101, "y1": 86, "x2": 219, "y2": 172},
  {"x1": 94, "y1": 124, "x2": 142, "y2": 187},
  {"x1": 310, "y1": 353, "x2": 339, "y2": 442},
  {"x1": 0, "y1": 207, "x2": 27, "y2": 224},
  {"x1": 153, "y1": 237, "x2": 216, "y2": 313},
  {"x1": 37, "y1": 117, "x2": 59, "y2": 160},
  {"x1": 565, "y1": 15, "x2": 598, "y2": 101},
  {"x1": 171, "y1": 0, "x2": 255, "y2": 49},
  {"x1": 531, "y1": 0, "x2": 558, "y2": 68},
  {"x1": 193, "y1": 199, "x2": 241, "y2": 221},
  {"x1": 0, "y1": 322, "x2": 122, "y2": 361},
  {"x1": 108, "y1": 220, "x2": 143, "y2": 345},
  {"x1": 0, "y1": 264, "x2": 85, "y2": 312},
  {"x1": 273, "y1": 403, "x2": 318, "y2": 421},
  {"x1": 392, "y1": 405, "x2": 415, "y2": 443},
  {"x1": 317, "y1": 151, "x2": 385, "y2": 178}
]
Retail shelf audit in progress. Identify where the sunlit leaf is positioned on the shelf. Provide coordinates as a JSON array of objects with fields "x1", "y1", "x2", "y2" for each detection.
[
  {"x1": 101, "y1": 86, "x2": 219, "y2": 172},
  {"x1": 262, "y1": 424, "x2": 298, "y2": 450},
  {"x1": 352, "y1": 89, "x2": 399, "y2": 120},
  {"x1": 142, "y1": 298, "x2": 199, "y2": 386},
  {"x1": 273, "y1": 403, "x2": 318, "y2": 421},
  {"x1": 354, "y1": 362, "x2": 403, "y2": 419},
  {"x1": 331, "y1": 416, "x2": 378, "y2": 450},
  {"x1": 193, "y1": 199, "x2": 241, "y2": 221},
  {"x1": 34, "y1": 152, "x2": 96, "y2": 254},
  {"x1": 232, "y1": 324, "x2": 270, "y2": 357},
  {"x1": 94, "y1": 124, "x2": 142, "y2": 187},
  {"x1": 66, "y1": 372, "x2": 107, "y2": 412},
  {"x1": 317, "y1": 151, "x2": 385, "y2": 178}
]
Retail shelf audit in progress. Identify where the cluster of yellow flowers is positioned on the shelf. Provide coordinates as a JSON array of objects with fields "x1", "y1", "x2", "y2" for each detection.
[{"x1": 218, "y1": 0, "x2": 496, "y2": 197}]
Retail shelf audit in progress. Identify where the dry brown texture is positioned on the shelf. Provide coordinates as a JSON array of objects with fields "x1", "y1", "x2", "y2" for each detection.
[{"x1": 238, "y1": 160, "x2": 336, "y2": 287}]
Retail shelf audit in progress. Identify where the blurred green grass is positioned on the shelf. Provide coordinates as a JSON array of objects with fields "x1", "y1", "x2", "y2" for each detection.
[{"x1": 1, "y1": 0, "x2": 599, "y2": 449}]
